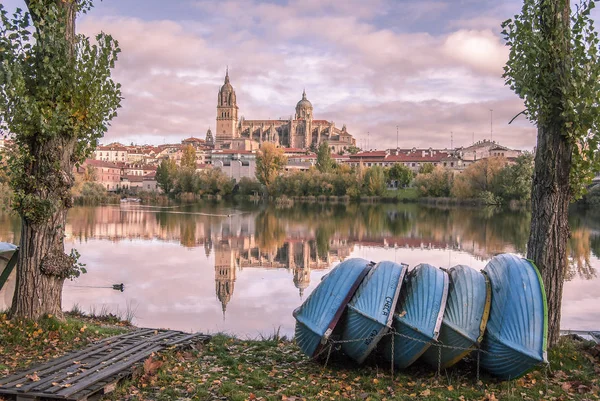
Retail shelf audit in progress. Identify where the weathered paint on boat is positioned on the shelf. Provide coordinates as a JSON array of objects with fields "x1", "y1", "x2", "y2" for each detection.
[
  {"x1": 421, "y1": 265, "x2": 491, "y2": 369},
  {"x1": 293, "y1": 258, "x2": 372, "y2": 358},
  {"x1": 380, "y1": 263, "x2": 449, "y2": 369},
  {"x1": 341, "y1": 261, "x2": 408, "y2": 364},
  {"x1": 480, "y1": 254, "x2": 548, "y2": 379}
]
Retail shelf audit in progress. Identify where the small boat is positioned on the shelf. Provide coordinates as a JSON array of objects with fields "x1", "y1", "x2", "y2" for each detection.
[
  {"x1": 341, "y1": 261, "x2": 408, "y2": 364},
  {"x1": 380, "y1": 264, "x2": 449, "y2": 369},
  {"x1": 293, "y1": 258, "x2": 372, "y2": 358},
  {"x1": 421, "y1": 265, "x2": 491, "y2": 369},
  {"x1": 0, "y1": 242, "x2": 18, "y2": 292},
  {"x1": 480, "y1": 254, "x2": 548, "y2": 379}
]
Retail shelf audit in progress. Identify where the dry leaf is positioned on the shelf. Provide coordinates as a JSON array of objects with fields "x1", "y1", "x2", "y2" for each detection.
[
  {"x1": 143, "y1": 355, "x2": 163, "y2": 377},
  {"x1": 26, "y1": 373, "x2": 40, "y2": 382},
  {"x1": 420, "y1": 389, "x2": 431, "y2": 396}
]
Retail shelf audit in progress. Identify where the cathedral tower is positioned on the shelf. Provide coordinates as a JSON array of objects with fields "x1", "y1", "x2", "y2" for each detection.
[{"x1": 216, "y1": 68, "x2": 239, "y2": 146}]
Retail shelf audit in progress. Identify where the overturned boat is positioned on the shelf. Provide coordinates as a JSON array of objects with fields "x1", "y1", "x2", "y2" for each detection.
[
  {"x1": 421, "y1": 265, "x2": 491, "y2": 369},
  {"x1": 293, "y1": 258, "x2": 372, "y2": 358},
  {"x1": 341, "y1": 260, "x2": 407, "y2": 364},
  {"x1": 380, "y1": 263, "x2": 449, "y2": 369},
  {"x1": 480, "y1": 254, "x2": 548, "y2": 379}
]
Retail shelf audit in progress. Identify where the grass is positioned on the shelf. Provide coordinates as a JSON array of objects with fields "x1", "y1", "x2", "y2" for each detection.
[
  {"x1": 2, "y1": 315, "x2": 598, "y2": 400},
  {"x1": 103, "y1": 334, "x2": 600, "y2": 401},
  {"x1": 0, "y1": 312, "x2": 129, "y2": 375},
  {"x1": 383, "y1": 188, "x2": 419, "y2": 201}
]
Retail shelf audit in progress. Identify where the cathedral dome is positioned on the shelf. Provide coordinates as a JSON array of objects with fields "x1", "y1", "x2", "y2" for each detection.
[
  {"x1": 296, "y1": 90, "x2": 313, "y2": 110},
  {"x1": 220, "y1": 69, "x2": 234, "y2": 93}
]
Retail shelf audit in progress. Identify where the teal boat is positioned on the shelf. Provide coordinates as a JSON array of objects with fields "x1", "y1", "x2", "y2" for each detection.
[
  {"x1": 293, "y1": 258, "x2": 372, "y2": 358},
  {"x1": 421, "y1": 265, "x2": 491, "y2": 369},
  {"x1": 0, "y1": 242, "x2": 18, "y2": 292},
  {"x1": 380, "y1": 264, "x2": 449, "y2": 368},
  {"x1": 341, "y1": 261, "x2": 407, "y2": 364},
  {"x1": 480, "y1": 254, "x2": 548, "y2": 379}
]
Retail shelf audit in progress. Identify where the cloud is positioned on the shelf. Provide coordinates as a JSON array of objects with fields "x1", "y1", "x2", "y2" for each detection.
[{"x1": 75, "y1": 0, "x2": 534, "y2": 149}]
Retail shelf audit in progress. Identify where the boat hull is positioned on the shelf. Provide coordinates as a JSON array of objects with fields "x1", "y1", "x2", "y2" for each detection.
[
  {"x1": 421, "y1": 265, "x2": 491, "y2": 369},
  {"x1": 380, "y1": 264, "x2": 449, "y2": 369},
  {"x1": 341, "y1": 261, "x2": 407, "y2": 364},
  {"x1": 293, "y1": 258, "x2": 372, "y2": 358},
  {"x1": 480, "y1": 254, "x2": 548, "y2": 379}
]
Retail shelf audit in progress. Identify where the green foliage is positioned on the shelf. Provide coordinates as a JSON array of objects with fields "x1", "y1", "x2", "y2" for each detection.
[
  {"x1": 180, "y1": 145, "x2": 197, "y2": 170},
  {"x1": 363, "y1": 166, "x2": 386, "y2": 196},
  {"x1": 495, "y1": 153, "x2": 534, "y2": 202},
  {"x1": 237, "y1": 177, "x2": 262, "y2": 197},
  {"x1": 345, "y1": 145, "x2": 361, "y2": 155},
  {"x1": 0, "y1": 2, "x2": 121, "y2": 222},
  {"x1": 255, "y1": 143, "x2": 287, "y2": 191},
  {"x1": 156, "y1": 159, "x2": 178, "y2": 195},
  {"x1": 501, "y1": 0, "x2": 600, "y2": 199},
  {"x1": 419, "y1": 163, "x2": 434, "y2": 174},
  {"x1": 386, "y1": 163, "x2": 413, "y2": 188},
  {"x1": 316, "y1": 141, "x2": 335, "y2": 173}
]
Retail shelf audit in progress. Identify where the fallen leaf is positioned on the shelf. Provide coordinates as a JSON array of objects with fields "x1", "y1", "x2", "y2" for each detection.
[
  {"x1": 420, "y1": 389, "x2": 431, "y2": 396},
  {"x1": 26, "y1": 373, "x2": 40, "y2": 382}
]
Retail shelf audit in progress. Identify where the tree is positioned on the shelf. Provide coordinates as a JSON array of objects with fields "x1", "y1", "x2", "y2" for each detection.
[
  {"x1": 419, "y1": 163, "x2": 434, "y2": 174},
  {"x1": 387, "y1": 163, "x2": 413, "y2": 188},
  {"x1": 496, "y1": 153, "x2": 534, "y2": 202},
  {"x1": 181, "y1": 144, "x2": 197, "y2": 170},
  {"x1": 0, "y1": 1, "x2": 121, "y2": 319},
  {"x1": 255, "y1": 142, "x2": 287, "y2": 191},
  {"x1": 363, "y1": 166, "x2": 386, "y2": 196},
  {"x1": 346, "y1": 145, "x2": 361, "y2": 155},
  {"x1": 316, "y1": 141, "x2": 335, "y2": 173},
  {"x1": 414, "y1": 166, "x2": 453, "y2": 197},
  {"x1": 502, "y1": 0, "x2": 600, "y2": 346},
  {"x1": 156, "y1": 159, "x2": 178, "y2": 196},
  {"x1": 451, "y1": 157, "x2": 506, "y2": 199}
]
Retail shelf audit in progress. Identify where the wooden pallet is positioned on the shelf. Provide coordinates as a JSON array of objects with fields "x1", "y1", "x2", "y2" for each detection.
[{"x1": 0, "y1": 328, "x2": 211, "y2": 401}]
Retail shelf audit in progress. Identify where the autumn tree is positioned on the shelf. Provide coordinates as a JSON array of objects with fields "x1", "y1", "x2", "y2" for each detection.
[
  {"x1": 363, "y1": 166, "x2": 387, "y2": 196},
  {"x1": 451, "y1": 157, "x2": 506, "y2": 199},
  {"x1": 316, "y1": 141, "x2": 335, "y2": 173},
  {"x1": 181, "y1": 144, "x2": 197, "y2": 170},
  {"x1": 0, "y1": 1, "x2": 121, "y2": 319},
  {"x1": 414, "y1": 166, "x2": 453, "y2": 197},
  {"x1": 502, "y1": 0, "x2": 600, "y2": 345},
  {"x1": 255, "y1": 142, "x2": 287, "y2": 192},
  {"x1": 156, "y1": 159, "x2": 178, "y2": 196}
]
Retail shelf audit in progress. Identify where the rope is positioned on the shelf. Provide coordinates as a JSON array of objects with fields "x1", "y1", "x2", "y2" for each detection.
[{"x1": 307, "y1": 325, "x2": 545, "y2": 384}]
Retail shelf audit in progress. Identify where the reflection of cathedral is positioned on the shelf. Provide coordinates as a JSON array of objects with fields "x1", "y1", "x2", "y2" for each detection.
[
  {"x1": 212, "y1": 236, "x2": 354, "y2": 316},
  {"x1": 215, "y1": 240, "x2": 236, "y2": 316}
]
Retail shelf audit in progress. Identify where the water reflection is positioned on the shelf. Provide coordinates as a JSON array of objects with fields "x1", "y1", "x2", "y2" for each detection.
[{"x1": 0, "y1": 203, "x2": 598, "y2": 335}]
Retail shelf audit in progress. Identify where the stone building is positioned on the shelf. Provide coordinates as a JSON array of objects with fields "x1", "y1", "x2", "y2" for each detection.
[{"x1": 215, "y1": 70, "x2": 356, "y2": 152}]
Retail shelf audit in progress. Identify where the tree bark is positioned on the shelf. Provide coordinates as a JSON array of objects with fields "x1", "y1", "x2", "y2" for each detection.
[
  {"x1": 10, "y1": 0, "x2": 77, "y2": 320},
  {"x1": 526, "y1": 0, "x2": 572, "y2": 347},
  {"x1": 527, "y1": 125, "x2": 572, "y2": 347}
]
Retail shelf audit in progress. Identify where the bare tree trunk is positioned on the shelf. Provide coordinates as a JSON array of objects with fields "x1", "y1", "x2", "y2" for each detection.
[
  {"x1": 526, "y1": 0, "x2": 572, "y2": 348},
  {"x1": 10, "y1": 0, "x2": 77, "y2": 320}
]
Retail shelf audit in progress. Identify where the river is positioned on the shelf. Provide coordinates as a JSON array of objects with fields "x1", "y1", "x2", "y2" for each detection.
[{"x1": 0, "y1": 202, "x2": 598, "y2": 338}]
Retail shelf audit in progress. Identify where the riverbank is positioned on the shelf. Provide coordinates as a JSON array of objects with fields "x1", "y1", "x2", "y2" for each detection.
[{"x1": 1, "y1": 314, "x2": 598, "y2": 400}]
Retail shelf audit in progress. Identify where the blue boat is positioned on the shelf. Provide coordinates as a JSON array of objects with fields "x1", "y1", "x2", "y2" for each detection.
[
  {"x1": 341, "y1": 261, "x2": 407, "y2": 364},
  {"x1": 0, "y1": 242, "x2": 18, "y2": 293},
  {"x1": 380, "y1": 264, "x2": 449, "y2": 369},
  {"x1": 480, "y1": 254, "x2": 548, "y2": 379},
  {"x1": 421, "y1": 265, "x2": 491, "y2": 369},
  {"x1": 293, "y1": 258, "x2": 372, "y2": 358}
]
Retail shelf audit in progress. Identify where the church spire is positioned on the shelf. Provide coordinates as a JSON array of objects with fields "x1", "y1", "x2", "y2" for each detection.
[
  {"x1": 302, "y1": 88, "x2": 306, "y2": 100},
  {"x1": 225, "y1": 66, "x2": 230, "y2": 84}
]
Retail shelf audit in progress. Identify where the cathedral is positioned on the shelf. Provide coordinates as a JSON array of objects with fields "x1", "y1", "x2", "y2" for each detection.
[{"x1": 213, "y1": 69, "x2": 356, "y2": 152}]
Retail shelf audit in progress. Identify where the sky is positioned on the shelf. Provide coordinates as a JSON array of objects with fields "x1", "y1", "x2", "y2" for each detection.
[{"x1": 1, "y1": 0, "x2": 561, "y2": 150}]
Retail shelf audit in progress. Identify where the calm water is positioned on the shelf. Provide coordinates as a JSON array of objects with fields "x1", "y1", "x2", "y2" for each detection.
[{"x1": 0, "y1": 202, "x2": 598, "y2": 337}]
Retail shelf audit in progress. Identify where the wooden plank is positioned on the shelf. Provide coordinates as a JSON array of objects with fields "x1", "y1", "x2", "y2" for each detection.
[
  {"x1": 29, "y1": 339, "x2": 165, "y2": 393},
  {"x1": 36, "y1": 330, "x2": 182, "y2": 394},
  {"x1": 0, "y1": 329, "x2": 156, "y2": 387},
  {"x1": 56, "y1": 345, "x2": 163, "y2": 398},
  {"x1": 0, "y1": 329, "x2": 211, "y2": 401},
  {"x1": 1, "y1": 333, "x2": 143, "y2": 388}
]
